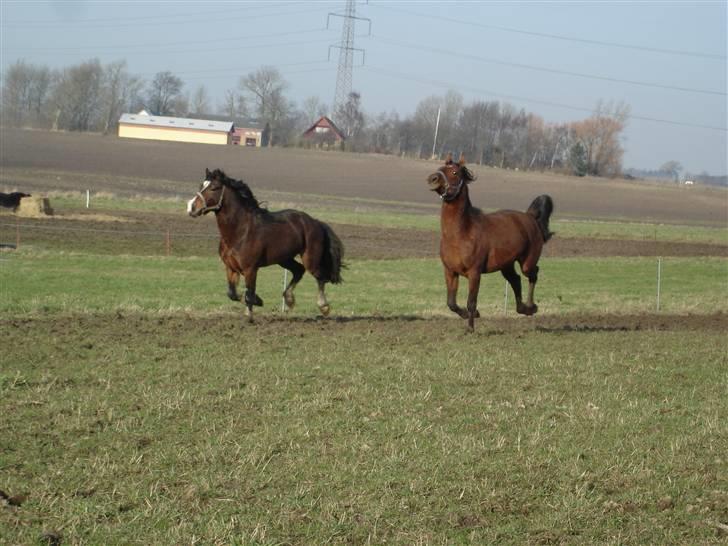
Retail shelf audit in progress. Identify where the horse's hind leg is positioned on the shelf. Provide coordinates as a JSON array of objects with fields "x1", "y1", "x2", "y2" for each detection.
[
  {"x1": 316, "y1": 279, "x2": 331, "y2": 317},
  {"x1": 502, "y1": 264, "x2": 528, "y2": 315},
  {"x1": 281, "y1": 258, "x2": 305, "y2": 311},
  {"x1": 525, "y1": 265, "x2": 539, "y2": 315}
]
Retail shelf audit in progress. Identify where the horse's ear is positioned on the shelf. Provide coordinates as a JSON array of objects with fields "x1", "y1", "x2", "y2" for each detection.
[
  {"x1": 445, "y1": 153, "x2": 453, "y2": 165},
  {"x1": 458, "y1": 153, "x2": 466, "y2": 166},
  {"x1": 205, "y1": 167, "x2": 212, "y2": 178}
]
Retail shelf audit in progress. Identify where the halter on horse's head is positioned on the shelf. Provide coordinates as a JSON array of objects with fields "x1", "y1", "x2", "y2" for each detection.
[
  {"x1": 427, "y1": 153, "x2": 476, "y2": 202},
  {"x1": 187, "y1": 168, "x2": 226, "y2": 217}
]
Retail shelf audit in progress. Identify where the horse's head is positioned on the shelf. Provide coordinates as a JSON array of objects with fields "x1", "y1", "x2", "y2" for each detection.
[
  {"x1": 187, "y1": 168, "x2": 227, "y2": 217},
  {"x1": 427, "y1": 153, "x2": 476, "y2": 202}
]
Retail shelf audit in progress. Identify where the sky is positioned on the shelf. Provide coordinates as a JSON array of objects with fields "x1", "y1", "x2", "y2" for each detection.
[{"x1": 1, "y1": 0, "x2": 726, "y2": 175}]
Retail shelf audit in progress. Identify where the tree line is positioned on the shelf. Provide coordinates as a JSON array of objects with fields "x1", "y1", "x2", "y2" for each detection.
[{"x1": 2, "y1": 58, "x2": 632, "y2": 177}]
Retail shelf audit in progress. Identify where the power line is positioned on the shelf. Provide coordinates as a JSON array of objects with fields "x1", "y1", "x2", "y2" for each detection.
[
  {"x1": 362, "y1": 65, "x2": 728, "y2": 132},
  {"x1": 370, "y1": 35, "x2": 726, "y2": 97},
  {"x1": 6, "y1": 37, "x2": 341, "y2": 60},
  {"x1": 372, "y1": 4, "x2": 726, "y2": 61},
  {"x1": 1, "y1": 5, "x2": 336, "y2": 29},
  {"x1": 3, "y1": 27, "x2": 334, "y2": 53},
  {"x1": 179, "y1": 64, "x2": 336, "y2": 82}
]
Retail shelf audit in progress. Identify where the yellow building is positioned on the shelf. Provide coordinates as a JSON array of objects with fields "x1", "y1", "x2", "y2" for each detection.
[{"x1": 118, "y1": 113, "x2": 233, "y2": 145}]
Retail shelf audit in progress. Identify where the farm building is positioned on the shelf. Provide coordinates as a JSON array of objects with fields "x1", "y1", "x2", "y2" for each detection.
[
  {"x1": 188, "y1": 113, "x2": 263, "y2": 147},
  {"x1": 302, "y1": 116, "x2": 345, "y2": 144},
  {"x1": 231, "y1": 120, "x2": 263, "y2": 147},
  {"x1": 118, "y1": 113, "x2": 233, "y2": 145}
]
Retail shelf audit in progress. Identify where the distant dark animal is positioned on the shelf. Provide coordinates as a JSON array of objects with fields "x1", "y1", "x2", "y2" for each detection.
[
  {"x1": 0, "y1": 192, "x2": 31, "y2": 212},
  {"x1": 427, "y1": 154, "x2": 554, "y2": 331},
  {"x1": 188, "y1": 168, "x2": 344, "y2": 322}
]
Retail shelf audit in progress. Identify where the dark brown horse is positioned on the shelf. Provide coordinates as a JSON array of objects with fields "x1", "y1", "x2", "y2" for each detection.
[
  {"x1": 427, "y1": 154, "x2": 553, "y2": 331},
  {"x1": 0, "y1": 192, "x2": 31, "y2": 212},
  {"x1": 188, "y1": 168, "x2": 344, "y2": 321}
]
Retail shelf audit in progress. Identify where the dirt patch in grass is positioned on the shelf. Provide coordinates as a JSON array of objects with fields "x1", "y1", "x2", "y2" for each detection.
[{"x1": 5, "y1": 310, "x2": 725, "y2": 338}]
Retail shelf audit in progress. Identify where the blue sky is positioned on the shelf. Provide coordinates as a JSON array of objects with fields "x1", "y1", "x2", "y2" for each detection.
[{"x1": 1, "y1": 0, "x2": 726, "y2": 174}]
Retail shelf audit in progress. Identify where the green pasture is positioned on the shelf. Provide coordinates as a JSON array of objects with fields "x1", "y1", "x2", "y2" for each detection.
[
  {"x1": 2, "y1": 251, "x2": 727, "y2": 317},
  {"x1": 1, "y1": 302, "x2": 726, "y2": 544}
]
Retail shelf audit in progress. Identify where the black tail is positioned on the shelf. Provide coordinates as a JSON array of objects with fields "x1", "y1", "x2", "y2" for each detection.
[
  {"x1": 527, "y1": 194, "x2": 554, "y2": 242},
  {"x1": 320, "y1": 222, "x2": 345, "y2": 284}
]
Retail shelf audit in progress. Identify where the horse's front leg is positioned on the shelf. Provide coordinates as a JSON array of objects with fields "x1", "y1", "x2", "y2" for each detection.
[
  {"x1": 242, "y1": 268, "x2": 264, "y2": 323},
  {"x1": 466, "y1": 271, "x2": 482, "y2": 332},
  {"x1": 225, "y1": 266, "x2": 241, "y2": 301},
  {"x1": 445, "y1": 268, "x2": 468, "y2": 319}
]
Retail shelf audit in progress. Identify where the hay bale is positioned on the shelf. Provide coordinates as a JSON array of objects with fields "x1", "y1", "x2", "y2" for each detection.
[{"x1": 17, "y1": 196, "x2": 54, "y2": 217}]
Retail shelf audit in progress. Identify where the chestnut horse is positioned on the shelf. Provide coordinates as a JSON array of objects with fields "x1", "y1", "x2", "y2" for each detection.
[
  {"x1": 427, "y1": 154, "x2": 553, "y2": 331},
  {"x1": 188, "y1": 168, "x2": 344, "y2": 321}
]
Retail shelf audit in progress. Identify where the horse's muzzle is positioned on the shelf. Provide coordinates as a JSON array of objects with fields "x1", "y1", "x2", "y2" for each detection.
[
  {"x1": 187, "y1": 196, "x2": 202, "y2": 217},
  {"x1": 427, "y1": 172, "x2": 444, "y2": 191}
]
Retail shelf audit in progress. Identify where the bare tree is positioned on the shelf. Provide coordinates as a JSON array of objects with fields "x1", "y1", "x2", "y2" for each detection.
[
  {"x1": 660, "y1": 160, "x2": 683, "y2": 182},
  {"x1": 191, "y1": 85, "x2": 210, "y2": 115},
  {"x1": 147, "y1": 71, "x2": 183, "y2": 116},
  {"x1": 100, "y1": 60, "x2": 142, "y2": 134},
  {"x1": 240, "y1": 66, "x2": 289, "y2": 146},
  {"x1": 1, "y1": 60, "x2": 52, "y2": 127},
  {"x1": 335, "y1": 91, "x2": 364, "y2": 141},
  {"x1": 50, "y1": 59, "x2": 104, "y2": 131},
  {"x1": 219, "y1": 89, "x2": 247, "y2": 119},
  {"x1": 412, "y1": 94, "x2": 440, "y2": 158},
  {"x1": 571, "y1": 100, "x2": 630, "y2": 177},
  {"x1": 435, "y1": 90, "x2": 463, "y2": 157},
  {"x1": 301, "y1": 95, "x2": 327, "y2": 126}
]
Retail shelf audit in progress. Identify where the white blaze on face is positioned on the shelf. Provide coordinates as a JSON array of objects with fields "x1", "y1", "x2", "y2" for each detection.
[{"x1": 187, "y1": 179, "x2": 211, "y2": 213}]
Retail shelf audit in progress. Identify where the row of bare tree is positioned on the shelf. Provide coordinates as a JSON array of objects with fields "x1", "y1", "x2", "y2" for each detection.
[{"x1": 2, "y1": 59, "x2": 630, "y2": 177}]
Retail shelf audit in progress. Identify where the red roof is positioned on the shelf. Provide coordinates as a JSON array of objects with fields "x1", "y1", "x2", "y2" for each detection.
[{"x1": 302, "y1": 116, "x2": 345, "y2": 141}]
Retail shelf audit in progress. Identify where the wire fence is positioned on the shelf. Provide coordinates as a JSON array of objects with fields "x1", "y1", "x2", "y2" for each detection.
[
  {"x1": 0, "y1": 218, "x2": 439, "y2": 258},
  {"x1": 2, "y1": 218, "x2": 673, "y2": 313}
]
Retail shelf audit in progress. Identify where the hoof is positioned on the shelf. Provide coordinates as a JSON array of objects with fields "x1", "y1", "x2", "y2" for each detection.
[
  {"x1": 284, "y1": 292, "x2": 295, "y2": 311},
  {"x1": 254, "y1": 295, "x2": 264, "y2": 307},
  {"x1": 319, "y1": 304, "x2": 331, "y2": 317},
  {"x1": 517, "y1": 303, "x2": 538, "y2": 316},
  {"x1": 227, "y1": 291, "x2": 241, "y2": 302}
]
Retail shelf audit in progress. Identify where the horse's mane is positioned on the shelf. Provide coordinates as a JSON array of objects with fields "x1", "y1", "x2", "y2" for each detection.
[{"x1": 212, "y1": 169, "x2": 267, "y2": 212}]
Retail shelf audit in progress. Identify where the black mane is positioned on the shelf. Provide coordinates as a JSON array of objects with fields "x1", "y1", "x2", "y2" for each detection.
[{"x1": 211, "y1": 169, "x2": 266, "y2": 212}]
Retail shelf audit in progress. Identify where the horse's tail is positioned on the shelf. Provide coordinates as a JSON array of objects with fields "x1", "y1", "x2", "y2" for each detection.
[
  {"x1": 319, "y1": 222, "x2": 345, "y2": 284},
  {"x1": 527, "y1": 194, "x2": 554, "y2": 242}
]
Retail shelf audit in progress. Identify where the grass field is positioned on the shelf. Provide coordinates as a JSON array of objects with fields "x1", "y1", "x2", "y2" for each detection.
[
  {"x1": 1, "y1": 305, "x2": 726, "y2": 544},
  {"x1": 1, "y1": 142, "x2": 727, "y2": 544}
]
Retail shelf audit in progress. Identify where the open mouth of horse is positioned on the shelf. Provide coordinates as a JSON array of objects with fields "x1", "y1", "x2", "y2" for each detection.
[{"x1": 427, "y1": 172, "x2": 444, "y2": 191}]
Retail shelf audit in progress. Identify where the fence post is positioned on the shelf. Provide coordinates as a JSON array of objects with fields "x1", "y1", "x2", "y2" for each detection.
[
  {"x1": 656, "y1": 257, "x2": 662, "y2": 312},
  {"x1": 86, "y1": 189, "x2": 90, "y2": 209}
]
